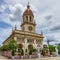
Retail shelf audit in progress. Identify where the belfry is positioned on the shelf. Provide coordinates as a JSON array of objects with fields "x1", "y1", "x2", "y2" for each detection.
[{"x1": 21, "y1": 2, "x2": 36, "y2": 33}]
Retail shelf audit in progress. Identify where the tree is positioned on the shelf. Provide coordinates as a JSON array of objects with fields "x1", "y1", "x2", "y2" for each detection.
[
  {"x1": 8, "y1": 39, "x2": 18, "y2": 56},
  {"x1": 32, "y1": 48, "x2": 37, "y2": 52},
  {"x1": 0, "y1": 46, "x2": 2, "y2": 51},
  {"x1": 29, "y1": 49, "x2": 32, "y2": 55},
  {"x1": 49, "y1": 45, "x2": 55, "y2": 54},
  {"x1": 29, "y1": 48, "x2": 37, "y2": 55},
  {"x1": 21, "y1": 49, "x2": 24, "y2": 56},
  {"x1": 57, "y1": 45, "x2": 60, "y2": 54},
  {"x1": 25, "y1": 49, "x2": 27, "y2": 53},
  {"x1": 1, "y1": 44, "x2": 10, "y2": 51}
]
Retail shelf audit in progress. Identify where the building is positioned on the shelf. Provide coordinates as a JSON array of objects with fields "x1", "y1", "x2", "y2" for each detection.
[{"x1": 3, "y1": 3, "x2": 44, "y2": 55}]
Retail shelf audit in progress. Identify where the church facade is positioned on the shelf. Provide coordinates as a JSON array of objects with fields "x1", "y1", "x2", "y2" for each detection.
[{"x1": 3, "y1": 3, "x2": 44, "y2": 55}]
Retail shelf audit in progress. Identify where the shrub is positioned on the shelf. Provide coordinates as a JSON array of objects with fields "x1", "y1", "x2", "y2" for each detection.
[{"x1": 21, "y1": 49, "x2": 24, "y2": 56}]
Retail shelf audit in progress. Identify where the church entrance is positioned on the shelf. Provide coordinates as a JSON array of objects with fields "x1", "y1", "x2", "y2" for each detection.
[
  {"x1": 18, "y1": 44, "x2": 23, "y2": 56},
  {"x1": 28, "y1": 44, "x2": 33, "y2": 50},
  {"x1": 28, "y1": 44, "x2": 33, "y2": 55}
]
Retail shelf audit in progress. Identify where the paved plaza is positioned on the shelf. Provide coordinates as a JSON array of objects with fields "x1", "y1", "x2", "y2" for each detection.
[
  {"x1": 0, "y1": 55, "x2": 8, "y2": 60},
  {"x1": 0, "y1": 55, "x2": 60, "y2": 60}
]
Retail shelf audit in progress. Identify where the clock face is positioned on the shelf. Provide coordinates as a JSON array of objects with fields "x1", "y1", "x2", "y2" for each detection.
[{"x1": 28, "y1": 26, "x2": 33, "y2": 31}]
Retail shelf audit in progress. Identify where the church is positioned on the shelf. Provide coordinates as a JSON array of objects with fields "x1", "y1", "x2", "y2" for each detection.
[{"x1": 3, "y1": 3, "x2": 44, "y2": 55}]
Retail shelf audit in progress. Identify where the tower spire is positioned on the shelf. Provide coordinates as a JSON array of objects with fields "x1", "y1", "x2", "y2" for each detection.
[
  {"x1": 27, "y1": 2, "x2": 30, "y2": 9},
  {"x1": 28, "y1": 2, "x2": 29, "y2": 5},
  {"x1": 41, "y1": 30, "x2": 43, "y2": 35},
  {"x1": 15, "y1": 24, "x2": 17, "y2": 30}
]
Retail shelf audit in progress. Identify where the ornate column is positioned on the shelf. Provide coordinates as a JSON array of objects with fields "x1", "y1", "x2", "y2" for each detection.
[
  {"x1": 14, "y1": 36, "x2": 17, "y2": 41},
  {"x1": 55, "y1": 45, "x2": 58, "y2": 56},
  {"x1": 24, "y1": 38, "x2": 27, "y2": 48},
  {"x1": 24, "y1": 38, "x2": 27, "y2": 55},
  {"x1": 34, "y1": 39, "x2": 37, "y2": 48}
]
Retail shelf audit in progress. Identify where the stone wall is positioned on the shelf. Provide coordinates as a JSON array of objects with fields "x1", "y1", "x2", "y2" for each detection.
[{"x1": 1, "y1": 51, "x2": 12, "y2": 58}]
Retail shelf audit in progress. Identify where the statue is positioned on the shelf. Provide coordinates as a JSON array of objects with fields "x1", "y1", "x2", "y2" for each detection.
[
  {"x1": 55, "y1": 46, "x2": 58, "y2": 56},
  {"x1": 37, "y1": 47, "x2": 41, "y2": 58}
]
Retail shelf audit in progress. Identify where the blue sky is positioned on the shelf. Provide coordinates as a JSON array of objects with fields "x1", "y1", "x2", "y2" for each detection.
[{"x1": 0, "y1": 0, "x2": 60, "y2": 45}]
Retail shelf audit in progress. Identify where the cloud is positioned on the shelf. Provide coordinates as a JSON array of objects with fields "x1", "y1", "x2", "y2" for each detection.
[
  {"x1": 9, "y1": 4, "x2": 23, "y2": 22},
  {"x1": 0, "y1": 0, "x2": 60, "y2": 45},
  {"x1": 0, "y1": 0, "x2": 6, "y2": 5},
  {"x1": 45, "y1": 15, "x2": 53, "y2": 20},
  {"x1": 0, "y1": 21, "x2": 12, "y2": 28},
  {"x1": 46, "y1": 36, "x2": 55, "y2": 41},
  {"x1": 50, "y1": 26, "x2": 60, "y2": 31},
  {"x1": 0, "y1": 5, "x2": 7, "y2": 12}
]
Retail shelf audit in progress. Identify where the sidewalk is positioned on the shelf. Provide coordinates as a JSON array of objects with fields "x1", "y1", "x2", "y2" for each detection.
[
  {"x1": 0, "y1": 55, "x2": 8, "y2": 60},
  {"x1": 0, "y1": 55, "x2": 60, "y2": 60}
]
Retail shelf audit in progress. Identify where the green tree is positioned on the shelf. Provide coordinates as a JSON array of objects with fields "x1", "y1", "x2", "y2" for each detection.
[
  {"x1": 32, "y1": 48, "x2": 37, "y2": 52},
  {"x1": 29, "y1": 48, "x2": 37, "y2": 55},
  {"x1": 8, "y1": 39, "x2": 18, "y2": 56},
  {"x1": 0, "y1": 46, "x2": 2, "y2": 51},
  {"x1": 25, "y1": 49, "x2": 27, "y2": 53},
  {"x1": 21, "y1": 49, "x2": 24, "y2": 56},
  {"x1": 57, "y1": 45, "x2": 60, "y2": 54},
  {"x1": 29, "y1": 50, "x2": 32, "y2": 55},
  {"x1": 49, "y1": 45, "x2": 55, "y2": 54},
  {"x1": 1, "y1": 44, "x2": 10, "y2": 51}
]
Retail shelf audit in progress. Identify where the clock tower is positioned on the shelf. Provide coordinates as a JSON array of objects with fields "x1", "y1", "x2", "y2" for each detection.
[{"x1": 21, "y1": 3, "x2": 36, "y2": 32}]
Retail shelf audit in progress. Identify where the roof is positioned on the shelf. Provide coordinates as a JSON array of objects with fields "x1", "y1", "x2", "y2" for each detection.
[
  {"x1": 23, "y1": 3, "x2": 34, "y2": 16},
  {"x1": 3, "y1": 30, "x2": 44, "y2": 44}
]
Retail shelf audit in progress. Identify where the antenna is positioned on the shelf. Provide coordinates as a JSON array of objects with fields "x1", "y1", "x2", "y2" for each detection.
[
  {"x1": 27, "y1": 2, "x2": 30, "y2": 9},
  {"x1": 15, "y1": 24, "x2": 17, "y2": 30},
  {"x1": 28, "y1": 2, "x2": 29, "y2": 5}
]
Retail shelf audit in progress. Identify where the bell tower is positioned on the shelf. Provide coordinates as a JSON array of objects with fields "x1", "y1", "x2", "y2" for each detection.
[{"x1": 21, "y1": 2, "x2": 36, "y2": 32}]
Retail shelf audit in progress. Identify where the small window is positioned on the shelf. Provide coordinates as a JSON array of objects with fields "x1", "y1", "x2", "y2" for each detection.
[
  {"x1": 30, "y1": 16, "x2": 32, "y2": 22},
  {"x1": 26, "y1": 16, "x2": 28, "y2": 21},
  {"x1": 27, "y1": 39, "x2": 32, "y2": 43}
]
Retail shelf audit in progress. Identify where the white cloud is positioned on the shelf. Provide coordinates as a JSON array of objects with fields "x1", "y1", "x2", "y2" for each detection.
[
  {"x1": 0, "y1": 4, "x2": 7, "y2": 12},
  {"x1": 0, "y1": 0, "x2": 60, "y2": 45},
  {"x1": 9, "y1": 4, "x2": 22, "y2": 21},
  {"x1": 0, "y1": 28, "x2": 12, "y2": 45}
]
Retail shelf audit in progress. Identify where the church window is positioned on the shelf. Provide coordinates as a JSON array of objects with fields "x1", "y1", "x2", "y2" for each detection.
[
  {"x1": 30, "y1": 16, "x2": 32, "y2": 22},
  {"x1": 27, "y1": 39, "x2": 33, "y2": 43},
  {"x1": 18, "y1": 38, "x2": 24, "y2": 43},
  {"x1": 36, "y1": 40, "x2": 40, "y2": 43},
  {"x1": 28, "y1": 26, "x2": 33, "y2": 31},
  {"x1": 26, "y1": 16, "x2": 28, "y2": 22}
]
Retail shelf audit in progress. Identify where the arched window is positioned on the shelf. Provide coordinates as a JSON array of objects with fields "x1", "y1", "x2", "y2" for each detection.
[
  {"x1": 30, "y1": 16, "x2": 32, "y2": 22},
  {"x1": 26, "y1": 16, "x2": 28, "y2": 22}
]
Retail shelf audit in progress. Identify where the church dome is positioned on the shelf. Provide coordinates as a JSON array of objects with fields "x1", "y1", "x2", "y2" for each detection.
[{"x1": 23, "y1": 3, "x2": 34, "y2": 16}]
